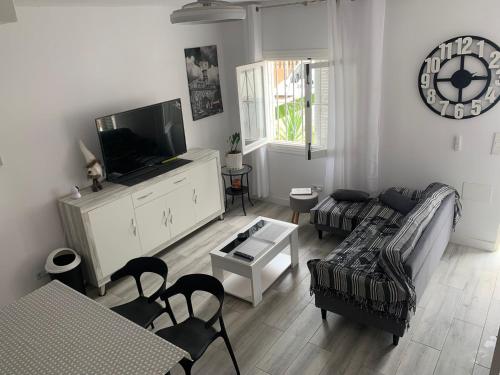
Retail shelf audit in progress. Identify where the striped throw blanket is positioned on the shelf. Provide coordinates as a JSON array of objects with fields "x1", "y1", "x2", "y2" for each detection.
[
  {"x1": 308, "y1": 182, "x2": 461, "y2": 323},
  {"x1": 310, "y1": 187, "x2": 424, "y2": 233},
  {"x1": 310, "y1": 198, "x2": 378, "y2": 232}
]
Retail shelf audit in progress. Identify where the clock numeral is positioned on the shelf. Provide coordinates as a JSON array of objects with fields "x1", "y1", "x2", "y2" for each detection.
[
  {"x1": 490, "y1": 52, "x2": 500, "y2": 69},
  {"x1": 456, "y1": 37, "x2": 472, "y2": 55},
  {"x1": 420, "y1": 73, "x2": 431, "y2": 89},
  {"x1": 427, "y1": 89, "x2": 436, "y2": 104},
  {"x1": 471, "y1": 100, "x2": 482, "y2": 116},
  {"x1": 439, "y1": 100, "x2": 450, "y2": 116},
  {"x1": 485, "y1": 87, "x2": 496, "y2": 104},
  {"x1": 477, "y1": 40, "x2": 485, "y2": 58},
  {"x1": 454, "y1": 104, "x2": 465, "y2": 119},
  {"x1": 439, "y1": 43, "x2": 453, "y2": 60},
  {"x1": 425, "y1": 57, "x2": 441, "y2": 74},
  {"x1": 495, "y1": 70, "x2": 500, "y2": 86}
]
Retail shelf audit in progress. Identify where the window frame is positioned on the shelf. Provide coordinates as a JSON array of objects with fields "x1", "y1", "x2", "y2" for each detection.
[
  {"x1": 235, "y1": 49, "x2": 329, "y2": 157},
  {"x1": 264, "y1": 50, "x2": 329, "y2": 157}
]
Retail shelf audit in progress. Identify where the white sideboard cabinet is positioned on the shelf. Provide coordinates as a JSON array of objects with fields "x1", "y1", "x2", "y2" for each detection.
[{"x1": 58, "y1": 149, "x2": 225, "y2": 294}]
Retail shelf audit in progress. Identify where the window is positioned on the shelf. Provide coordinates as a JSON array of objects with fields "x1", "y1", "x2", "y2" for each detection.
[{"x1": 236, "y1": 58, "x2": 329, "y2": 157}]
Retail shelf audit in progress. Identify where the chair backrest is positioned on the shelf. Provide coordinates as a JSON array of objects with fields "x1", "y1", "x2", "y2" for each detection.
[
  {"x1": 164, "y1": 274, "x2": 224, "y2": 324},
  {"x1": 110, "y1": 257, "x2": 168, "y2": 297}
]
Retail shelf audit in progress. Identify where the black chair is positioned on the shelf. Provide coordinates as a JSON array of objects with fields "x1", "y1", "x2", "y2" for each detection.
[
  {"x1": 110, "y1": 257, "x2": 176, "y2": 329},
  {"x1": 156, "y1": 274, "x2": 240, "y2": 375}
]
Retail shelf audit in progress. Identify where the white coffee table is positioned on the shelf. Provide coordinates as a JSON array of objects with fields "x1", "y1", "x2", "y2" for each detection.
[{"x1": 210, "y1": 216, "x2": 298, "y2": 306}]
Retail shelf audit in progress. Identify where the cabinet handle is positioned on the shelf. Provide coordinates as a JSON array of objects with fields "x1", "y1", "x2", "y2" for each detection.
[
  {"x1": 131, "y1": 218, "x2": 137, "y2": 236},
  {"x1": 192, "y1": 189, "x2": 196, "y2": 202},
  {"x1": 174, "y1": 177, "x2": 186, "y2": 184},
  {"x1": 170, "y1": 213, "x2": 173, "y2": 225},
  {"x1": 163, "y1": 210, "x2": 168, "y2": 227},
  {"x1": 194, "y1": 194, "x2": 198, "y2": 204},
  {"x1": 137, "y1": 192, "x2": 153, "y2": 200}
]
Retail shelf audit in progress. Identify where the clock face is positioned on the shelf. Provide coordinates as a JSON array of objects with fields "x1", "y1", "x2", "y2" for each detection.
[{"x1": 418, "y1": 35, "x2": 500, "y2": 120}]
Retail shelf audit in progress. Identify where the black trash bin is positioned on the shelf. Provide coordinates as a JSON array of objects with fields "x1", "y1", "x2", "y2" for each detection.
[{"x1": 45, "y1": 248, "x2": 86, "y2": 295}]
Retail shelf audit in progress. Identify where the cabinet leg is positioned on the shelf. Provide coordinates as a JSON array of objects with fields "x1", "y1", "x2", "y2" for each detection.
[
  {"x1": 212, "y1": 265, "x2": 224, "y2": 282},
  {"x1": 219, "y1": 214, "x2": 224, "y2": 220},
  {"x1": 321, "y1": 309, "x2": 327, "y2": 319},
  {"x1": 393, "y1": 335, "x2": 400, "y2": 346},
  {"x1": 251, "y1": 270, "x2": 262, "y2": 307},
  {"x1": 290, "y1": 229, "x2": 299, "y2": 268},
  {"x1": 99, "y1": 285, "x2": 106, "y2": 296}
]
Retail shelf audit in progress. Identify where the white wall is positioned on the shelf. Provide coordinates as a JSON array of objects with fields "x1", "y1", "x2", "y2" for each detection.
[
  {"x1": 0, "y1": 0, "x2": 17, "y2": 24},
  {"x1": 0, "y1": 1, "x2": 244, "y2": 305},
  {"x1": 381, "y1": 0, "x2": 500, "y2": 250},
  {"x1": 261, "y1": 2, "x2": 328, "y2": 54},
  {"x1": 258, "y1": 2, "x2": 329, "y2": 204},
  {"x1": 268, "y1": 151, "x2": 328, "y2": 205}
]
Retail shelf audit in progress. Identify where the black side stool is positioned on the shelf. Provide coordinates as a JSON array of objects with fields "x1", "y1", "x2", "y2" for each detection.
[{"x1": 221, "y1": 164, "x2": 254, "y2": 216}]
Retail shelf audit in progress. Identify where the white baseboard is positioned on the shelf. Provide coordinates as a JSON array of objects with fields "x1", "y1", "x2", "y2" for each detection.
[
  {"x1": 450, "y1": 234, "x2": 496, "y2": 252},
  {"x1": 263, "y1": 195, "x2": 289, "y2": 207}
]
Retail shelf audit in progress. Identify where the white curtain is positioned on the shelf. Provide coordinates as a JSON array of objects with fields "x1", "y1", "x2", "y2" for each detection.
[
  {"x1": 245, "y1": 5, "x2": 270, "y2": 199},
  {"x1": 324, "y1": 0, "x2": 386, "y2": 195}
]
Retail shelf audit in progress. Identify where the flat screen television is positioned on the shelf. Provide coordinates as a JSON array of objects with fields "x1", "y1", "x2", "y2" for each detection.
[{"x1": 95, "y1": 99, "x2": 190, "y2": 185}]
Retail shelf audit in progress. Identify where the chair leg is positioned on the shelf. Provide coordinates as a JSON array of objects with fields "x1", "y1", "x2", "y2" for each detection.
[
  {"x1": 221, "y1": 332, "x2": 240, "y2": 375},
  {"x1": 164, "y1": 302, "x2": 178, "y2": 325},
  {"x1": 393, "y1": 335, "x2": 400, "y2": 346},
  {"x1": 318, "y1": 230, "x2": 323, "y2": 240},
  {"x1": 180, "y1": 358, "x2": 193, "y2": 375},
  {"x1": 321, "y1": 309, "x2": 327, "y2": 320},
  {"x1": 150, "y1": 322, "x2": 155, "y2": 330}
]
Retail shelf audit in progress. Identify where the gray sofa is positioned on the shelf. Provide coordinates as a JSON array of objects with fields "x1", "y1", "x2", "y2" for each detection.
[{"x1": 309, "y1": 189, "x2": 455, "y2": 345}]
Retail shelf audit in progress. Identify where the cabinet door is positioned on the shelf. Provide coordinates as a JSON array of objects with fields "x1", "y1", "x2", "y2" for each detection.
[
  {"x1": 166, "y1": 187, "x2": 196, "y2": 239},
  {"x1": 87, "y1": 196, "x2": 141, "y2": 278},
  {"x1": 135, "y1": 197, "x2": 170, "y2": 254},
  {"x1": 191, "y1": 158, "x2": 222, "y2": 221}
]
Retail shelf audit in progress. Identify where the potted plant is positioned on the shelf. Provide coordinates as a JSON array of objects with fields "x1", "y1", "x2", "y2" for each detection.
[{"x1": 226, "y1": 132, "x2": 243, "y2": 170}]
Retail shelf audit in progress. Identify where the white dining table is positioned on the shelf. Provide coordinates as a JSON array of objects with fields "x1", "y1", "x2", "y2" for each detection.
[{"x1": 0, "y1": 280, "x2": 188, "y2": 374}]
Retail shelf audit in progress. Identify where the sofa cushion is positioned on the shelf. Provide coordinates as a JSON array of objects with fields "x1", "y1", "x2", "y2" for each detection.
[
  {"x1": 310, "y1": 197, "x2": 377, "y2": 232},
  {"x1": 331, "y1": 189, "x2": 370, "y2": 202},
  {"x1": 379, "y1": 190, "x2": 417, "y2": 215}
]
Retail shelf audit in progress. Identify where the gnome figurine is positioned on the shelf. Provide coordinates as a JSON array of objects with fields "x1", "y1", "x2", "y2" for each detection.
[{"x1": 79, "y1": 140, "x2": 103, "y2": 192}]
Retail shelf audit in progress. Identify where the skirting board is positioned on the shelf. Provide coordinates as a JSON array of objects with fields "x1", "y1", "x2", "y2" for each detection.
[
  {"x1": 222, "y1": 253, "x2": 291, "y2": 303},
  {"x1": 450, "y1": 235, "x2": 496, "y2": 252},
  {"x1": 264, "y1": 195, "x2": 289, "y2": 207}
]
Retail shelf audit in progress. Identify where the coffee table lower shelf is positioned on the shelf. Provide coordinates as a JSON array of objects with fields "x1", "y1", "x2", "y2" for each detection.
[{"x1": 221, "y1": 253, "x2": 291, "y2": 304}]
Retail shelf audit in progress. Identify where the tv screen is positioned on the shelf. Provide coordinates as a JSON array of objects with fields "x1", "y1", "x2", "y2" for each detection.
[{"x1": 95, "y1": 99, "x2": 187, "y2": 179}]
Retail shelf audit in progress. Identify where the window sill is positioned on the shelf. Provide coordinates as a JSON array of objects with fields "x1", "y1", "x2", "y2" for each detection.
[{"x1": 268, "y1": 142, "x2": 327, "y2": 158}]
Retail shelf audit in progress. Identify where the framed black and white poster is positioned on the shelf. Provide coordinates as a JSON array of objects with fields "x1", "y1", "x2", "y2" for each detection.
[{"x1": 184, "y1": 45, "x2": 224, "y2": 121}]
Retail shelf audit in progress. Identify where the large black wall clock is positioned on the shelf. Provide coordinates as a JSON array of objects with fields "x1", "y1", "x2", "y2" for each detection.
[{"x1": 418, "y1": 35, "x2": 500, "y2": 120}]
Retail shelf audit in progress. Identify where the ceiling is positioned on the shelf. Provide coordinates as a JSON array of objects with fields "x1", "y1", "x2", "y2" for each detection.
[{"x1": 15, "y1": 0, "x2": 282, "y2": 6}]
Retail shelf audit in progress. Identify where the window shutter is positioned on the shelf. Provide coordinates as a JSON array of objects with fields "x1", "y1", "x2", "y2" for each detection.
[
  {"x1": 236, "y1": 62, "x2": 271, "y2": 155},
  {"x1": 305, "y1": 61, "x2": 329, "y2": 159}
]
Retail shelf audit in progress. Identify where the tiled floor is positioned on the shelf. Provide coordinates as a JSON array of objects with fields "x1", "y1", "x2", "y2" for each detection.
[{"x1": 94, "y1": 200, "x2": 500, "y2": 375}]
